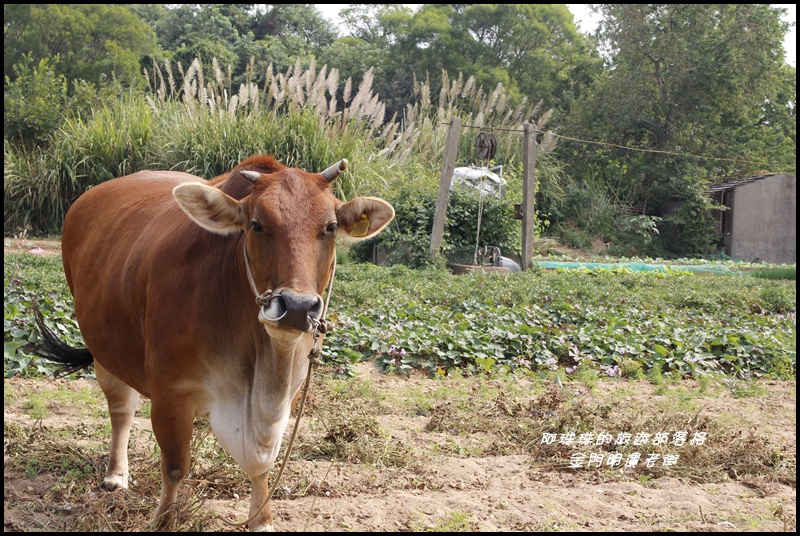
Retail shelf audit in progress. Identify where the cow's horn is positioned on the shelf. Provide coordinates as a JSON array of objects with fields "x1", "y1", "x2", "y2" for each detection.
[
  {"x1": 321, "y1": 159, "x2": 348, "y2": 182},
  {"x1": 240, "y1": 170, "x2": 261, "y2": 183}
]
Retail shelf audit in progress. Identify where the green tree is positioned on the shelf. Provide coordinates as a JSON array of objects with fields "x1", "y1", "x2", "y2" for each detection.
[
  {"x1": 4, "y1": 4, "x2": 158, "y2": 89},
  {"x1": 253, "y1": 4, "x2": 336, "y2": 48},
  {"x1": 316, "y1": 36, "x2": 390, "y2": 96},
  {"x1": 153, "y1": 4, "x2": 338, "y2": 87},
  {"x1": 751, "y1": 63, "x2": 796, "y2": 171},
  {"x1": 559, "y1": 4, "x2": 795, "y2": 255},
  {"x1": 3, "y1": 5, "x2": 33, "y2": 83},
  {"x1": 155, "y1": 4, "x2": 240, "y2": 71},
  {"x1": 337, "y1": 4, "x2": 597, "y2": 122},
  {"x1": 3, "y1": 55, "x2": 67, "y2": 147},
  {"x1": 123, "y1": 3, "x2": 172, "y2": 31},
  {"x1": 455, "y1": 4, "x2": 594, "y2": 109}
]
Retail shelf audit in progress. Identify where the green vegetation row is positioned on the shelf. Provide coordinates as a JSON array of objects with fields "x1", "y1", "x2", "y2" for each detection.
[{"x1": 4, "y1": 252, "x2": 795, "y2": 381}]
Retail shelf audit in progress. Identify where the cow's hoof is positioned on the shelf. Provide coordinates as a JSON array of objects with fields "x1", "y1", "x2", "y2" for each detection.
[{"x1": 101, "y1": 474, "x2": 129, "y2": 491}]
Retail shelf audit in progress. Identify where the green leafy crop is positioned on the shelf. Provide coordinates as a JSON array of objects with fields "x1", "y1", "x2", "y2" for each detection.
[{"x1": 4, "y1": 252, "x2": 795, "y2": 381}]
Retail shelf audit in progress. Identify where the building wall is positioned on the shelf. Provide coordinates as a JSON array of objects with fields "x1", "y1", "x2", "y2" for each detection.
[{"x1": 730, "y1": 174, "x2": 796, "y2": 264}]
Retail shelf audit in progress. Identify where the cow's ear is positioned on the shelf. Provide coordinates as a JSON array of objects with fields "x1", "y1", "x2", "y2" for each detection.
[
  {"x1": 335, "y1": 197, "x2": 395, "y2": 242},
  {"x1": 173, "y1": 183, "x2": 246, "y2": 234}
]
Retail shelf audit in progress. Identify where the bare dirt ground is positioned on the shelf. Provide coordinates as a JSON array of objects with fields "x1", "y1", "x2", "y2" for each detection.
[
  {"x1": 3, "y1": 362, "x2": 796, "y2": 533},
  {"x1": 3, "y1": 238, "x2": 63, "y2": 257},
  {"x1": 3, "y1": 237, "x2": 796, "y2": 532}
]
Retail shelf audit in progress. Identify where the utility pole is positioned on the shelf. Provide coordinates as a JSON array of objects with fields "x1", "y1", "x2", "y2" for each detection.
[
  {"x1": 521, "y1": 121, "x2": 537, "y2": 270},
  {"x1": 430, "y1": 117, "x2": 461, "y2": 261}
]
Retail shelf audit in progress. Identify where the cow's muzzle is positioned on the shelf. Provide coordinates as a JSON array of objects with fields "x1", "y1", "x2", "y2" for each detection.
[{"x1": 258, "y1": 289, "x2": 323, "y2": 332}]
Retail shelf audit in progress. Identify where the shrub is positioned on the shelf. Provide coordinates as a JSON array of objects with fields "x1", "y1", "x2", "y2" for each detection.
[
  {"x1": 4, "y1": 55, "x2": 67, "y2": 147},
  {"x1": 350, "y1": 180, "x2": 521, "y2": 268},
  {"x1": 659, "y1": 193, "x2": 722, "y2": 257}
]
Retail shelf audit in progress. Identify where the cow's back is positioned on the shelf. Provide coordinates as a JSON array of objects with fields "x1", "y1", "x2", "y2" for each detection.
[{"x1": 62, "y1": 170, "x2": 206, "y2": 396}]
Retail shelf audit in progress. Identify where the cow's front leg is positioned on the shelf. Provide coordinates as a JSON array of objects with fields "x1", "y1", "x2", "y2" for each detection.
[{"x1": 247, "y1": 471, "x2": 274, "y2": 531}]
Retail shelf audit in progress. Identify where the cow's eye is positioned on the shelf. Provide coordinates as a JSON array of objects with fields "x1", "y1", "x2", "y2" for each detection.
[
  {"x1": 249, "y1": 220, "x2": 263, "y2": 233},
  {"x1": 325, "y1": 222, "x2": 338, "y2": 234}
]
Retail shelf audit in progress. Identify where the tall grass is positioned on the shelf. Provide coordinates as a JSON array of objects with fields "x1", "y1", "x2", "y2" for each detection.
[
  {"x1": 4, "y1": 57, "x2": 560, "y2": 235},
  {"x1": 4, "y1": 95, "x2": 157, "y2": 233}
]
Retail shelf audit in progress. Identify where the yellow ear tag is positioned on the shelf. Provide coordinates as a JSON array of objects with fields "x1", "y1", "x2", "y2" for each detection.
[{"x1": 350, "y1": 213, "x2": 370, "y2": 237}]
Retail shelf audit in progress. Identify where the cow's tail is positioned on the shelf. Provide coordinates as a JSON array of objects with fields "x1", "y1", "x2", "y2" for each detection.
[{"x1": 32, "y1": 299, "x2": 94, "y2": 378}]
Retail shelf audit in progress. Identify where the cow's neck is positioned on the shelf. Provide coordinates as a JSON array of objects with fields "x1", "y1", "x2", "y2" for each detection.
[
  {"x1": 253, "y1": 331, "x2": 312, "y2": 433},
  {"x1": 208, "y1": 326, "x2": 313, "y2": 478},
  {"x1": 216, "y1": 235, "x2": 315, "y2": 475}
]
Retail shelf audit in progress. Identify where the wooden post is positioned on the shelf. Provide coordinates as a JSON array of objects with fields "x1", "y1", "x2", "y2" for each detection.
[
  {"x1": 521, "y1": 121, "x2": 537, "y2": 270},
  {"x1": 430, "y1": 117, "x2": 461, "y2": 261}
]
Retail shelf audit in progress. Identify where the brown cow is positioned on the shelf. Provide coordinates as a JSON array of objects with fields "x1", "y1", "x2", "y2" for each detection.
[{"x1": 33, "y1": 155, "x2": 394, "y2": 531}]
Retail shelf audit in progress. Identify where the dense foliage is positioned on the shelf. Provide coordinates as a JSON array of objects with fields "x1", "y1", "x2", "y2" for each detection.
[
  {"x1": 4, "y1": 4, "x2": 158, "y2": 89},
  {"x1": 4, "y1": 4, "x2": 795, "y2": 257},
  {"x1": 5, "y1": 252, "x2": 795, "y2": 381},
  {"x1": 4, "y1": 59, "x2": 555, "y2": 268},
  {"x1": 350, "y1": 181, "x2": 522, "y2": 268},
  {"x1": 558, "y1": 5, "x2": 795, "y2": 256},
  {"x1": 3, "y1": 56, "x2": 67, "y2": 147},
  {"x1": 4, "y1": 254, "x2": 79, "y2": 377}
]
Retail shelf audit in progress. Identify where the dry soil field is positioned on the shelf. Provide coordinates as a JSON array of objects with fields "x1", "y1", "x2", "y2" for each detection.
[{"x1": 4, "y1": 361, "x2": 796, "y2": 532}]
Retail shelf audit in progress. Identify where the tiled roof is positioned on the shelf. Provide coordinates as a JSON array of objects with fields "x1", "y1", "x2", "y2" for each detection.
[{"x1": 706, "y1": 173, "x2": 781, "y2": 193}]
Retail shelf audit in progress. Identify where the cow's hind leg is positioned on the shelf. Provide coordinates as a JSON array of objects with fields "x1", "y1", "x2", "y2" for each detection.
[
  {"x1": 95, "y1": 361, "x2": 139, "y2": 491},
  {"x1": 149, "y1": 394, "x2": 195, "y2": 530}
]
